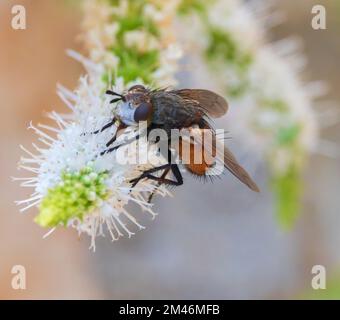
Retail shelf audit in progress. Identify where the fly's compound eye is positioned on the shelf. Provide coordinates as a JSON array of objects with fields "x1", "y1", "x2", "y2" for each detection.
[{"x1": 134, "y1": 102, "x2": 153, "y2": 122}]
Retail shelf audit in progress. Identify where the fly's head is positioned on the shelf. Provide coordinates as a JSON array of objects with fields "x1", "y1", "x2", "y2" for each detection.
[{"x1": 107, "y1": 85, "x2": 153, "y2": 126}]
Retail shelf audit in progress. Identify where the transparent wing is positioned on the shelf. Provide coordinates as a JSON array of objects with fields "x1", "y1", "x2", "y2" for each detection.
[
  {"x1": 173, "y1": 89, "x2": 229, "y2": 118},
  {"x1": 187, "y1": 128, "x2": 260, "y2": 192}
]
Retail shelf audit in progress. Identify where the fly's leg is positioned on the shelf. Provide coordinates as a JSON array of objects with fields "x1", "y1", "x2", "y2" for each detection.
[
  {"x1": 105, "y1": 122, "x2": 127, "y2": 147},
  {"x1": 169, "y1": 163, "x2": 183, "y2": 185},
  {"x1": 146, "y1": 164, "x2": 184, "y2": 203},
  {"x1": 102, "y1": 124, "x2": 163, "y2": 154},
  {"x1": 94, "y1": 119, "x2": 116, "y2": 134},
  {"x1": 133, "y1": 142, "x2": 183, "y2": 202},
  {"x1": 130, "y1": 164, "x2": 170, "y2": 188},
  {"x1": 81, "y1": 119, "x2": 116, "y2": 136},
  {"x1": 100, "y1": 134, "x2": 142, "y2": 155},
  {"x1": 147, "y1": 167, "x2": 171, "y2": 203},
  {"x1": 130, "y1": 163, "x2": 183, "y2": 190},
  {"x1": 105, "y1": 135, "x2": 117, "y2": 148}
]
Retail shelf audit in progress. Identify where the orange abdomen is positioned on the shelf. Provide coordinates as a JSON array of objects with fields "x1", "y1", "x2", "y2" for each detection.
[{"x1": 178, "y1": 137, "x2": 215, "y2": 176}]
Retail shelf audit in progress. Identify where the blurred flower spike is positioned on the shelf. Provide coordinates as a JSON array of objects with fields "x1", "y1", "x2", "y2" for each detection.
[{"x1": 178, "y1": 0, "x2": 331, "y2": 227}]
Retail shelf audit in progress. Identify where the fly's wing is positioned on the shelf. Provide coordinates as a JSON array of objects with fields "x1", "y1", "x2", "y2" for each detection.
[
  {"x1": 172, "y1": 89, "x2": 228, "y2": 118},
  {"x1": 222, "y1": 145, "x2": 260, "y2": 192},
  {"x1": 188, "y1": 127, "x2": 260, "y2": 192}
]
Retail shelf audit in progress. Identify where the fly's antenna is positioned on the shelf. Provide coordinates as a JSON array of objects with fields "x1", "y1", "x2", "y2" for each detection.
[
  {"x1": 106, "y1": 90, "x2": 125, "y2": 103},
  {"x1": 106, "y1": 90, "x2": 124, "y2": 98}
]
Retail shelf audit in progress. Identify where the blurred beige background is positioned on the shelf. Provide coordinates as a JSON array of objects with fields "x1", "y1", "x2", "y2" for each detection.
[{"x1": 0, "y1": 0, "x2": 339, "y2": 299}]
